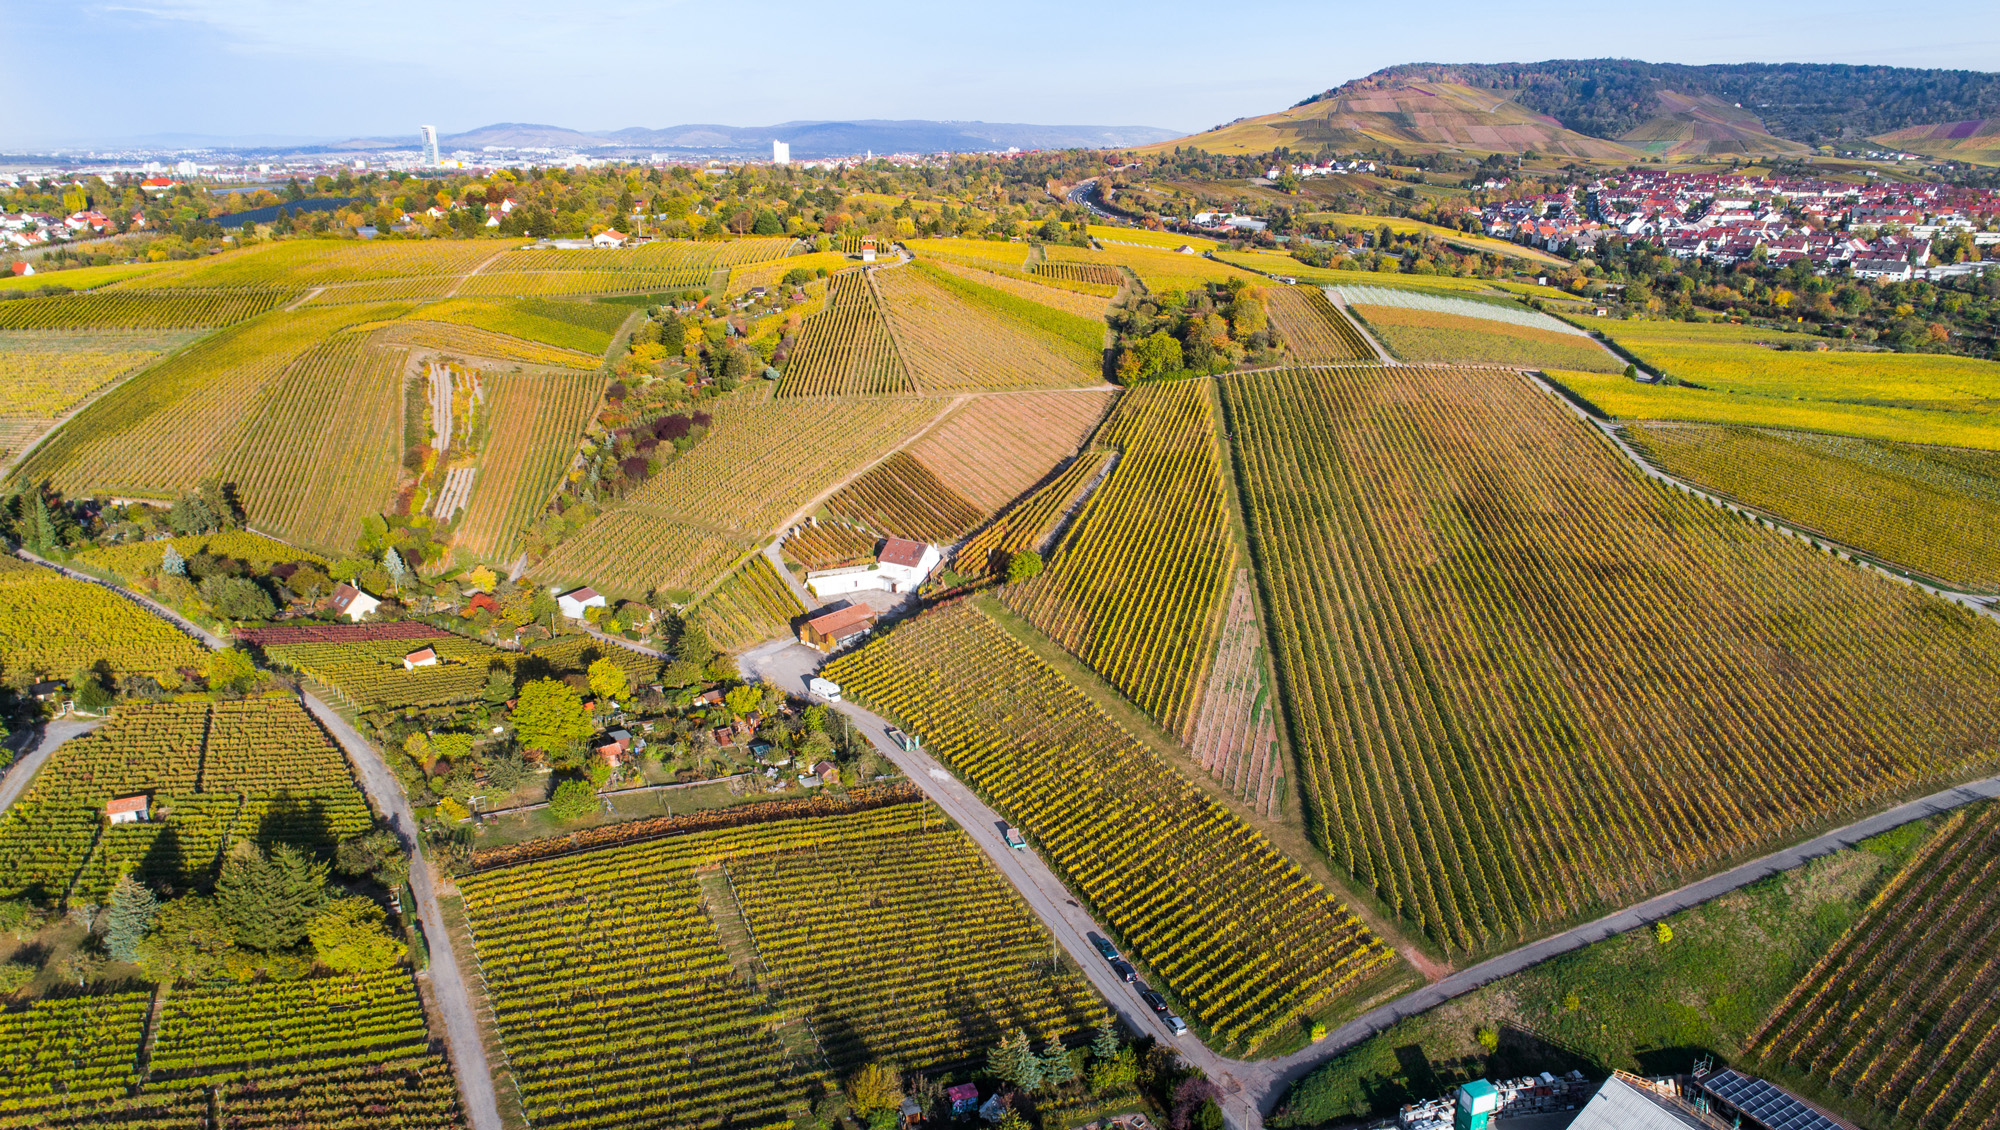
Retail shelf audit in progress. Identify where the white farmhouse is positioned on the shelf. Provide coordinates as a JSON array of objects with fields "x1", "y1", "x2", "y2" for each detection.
[
  {"x1": 556, "y1": 586, "x2": 608, "y2": 620},
  {"x1": 805, "y1": 537, "x2": 941, "y2": 598},
  {"x1": 330, "y1": 583, "x2": 382, "y2": 621}
]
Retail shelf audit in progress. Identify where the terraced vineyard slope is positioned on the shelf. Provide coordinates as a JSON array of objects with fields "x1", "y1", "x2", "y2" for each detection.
[
  {"x1": 450, "y1": 368, "x2": 605, "y2": 565},
  {"x1": 1221, "y1": 364, "x2": 2000, "y2": 955},
  {"x1": 0, "y1": 557, "x2": 205, "y2": 680},
  {"x1": 777, "y1": 270, "x2": 909, "y2": 398},
  {"x1": 536, "y1": 389, "x2": 938, "y2": 599},
  {"x1": 0, "y1": 695, "x2": 372, "y2": 903},
  {"x1": 874, "y1": 263, "x2": 1102, "y2": 392},
  {"x1": 825, "y1": 602, "x2": 1394, "y2": 1054},
  {"x1": 1263, "y1": 287, "x2": 1374, "y2": 364},
  {"x1": 1002, "y1": 381, "x2": 1234, "y2": 739}
]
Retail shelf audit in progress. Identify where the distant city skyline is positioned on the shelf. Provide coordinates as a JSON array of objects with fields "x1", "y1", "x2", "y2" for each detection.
[{"x1": 5, "y1": 0, "x2": 1999, "y2": 148}]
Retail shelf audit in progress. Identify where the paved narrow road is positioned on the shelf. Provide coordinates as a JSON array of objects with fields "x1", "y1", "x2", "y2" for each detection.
[
  {"x1": 0, "y1": 719, "x2": 103, "y2": 815},
  {"x1": 301, "y1": 693, "x2": 504, "y2": 1130}
]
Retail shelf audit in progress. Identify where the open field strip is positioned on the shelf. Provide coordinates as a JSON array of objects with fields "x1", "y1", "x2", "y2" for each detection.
[
  {"x1": 1545, "y1": 367, "x2": 2000, "y2": 450},
  {"x1": 873, "y1": 263, "x2": 1102, "y2": 392}
]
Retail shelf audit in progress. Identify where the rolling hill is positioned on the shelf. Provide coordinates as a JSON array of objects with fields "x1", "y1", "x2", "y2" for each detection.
[
  {"x1": 1162, "y1": 81, "x2": 1635, "y2": 158},
  {"x1": 1160, "y1": 59, "x2": 2000, "y2": 163}
]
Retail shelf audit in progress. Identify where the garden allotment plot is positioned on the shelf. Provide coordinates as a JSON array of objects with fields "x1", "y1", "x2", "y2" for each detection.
[
  {"x1": 1220, "y1": 365, "x2": 2000, "y2": 956},
  {"x1": 457, "y1": 797, "x2": 1104, "y2": 1128}
]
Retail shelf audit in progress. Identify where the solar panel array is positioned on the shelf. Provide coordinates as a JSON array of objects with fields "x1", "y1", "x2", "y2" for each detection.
[{"x1": 1700, "y1": 1070, "x2": 1843, "y2": 1130}]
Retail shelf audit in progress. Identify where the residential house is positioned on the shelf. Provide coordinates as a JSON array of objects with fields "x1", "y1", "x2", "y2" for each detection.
[
  {"x1": 811, "y1": 760, "x2": 840, "y2": 785},
  {"x1": 592, "y1": 229, "x2": 628, "y2": 248},
  {"x1": 555, "y1": 587, "x2": 607, "y2": 619},
  {"x1": 8, "y1": 262, "x2": 30, "y2": 277},
  {"x1": 594, "y1": 729, "x2": 634, "y2": 764},
  {"x1": 105, "y1": 794, "x2": 151, "y2": 825},
  {"x1": 330, "y1": 583, "x2": 382, "y2": 621}
]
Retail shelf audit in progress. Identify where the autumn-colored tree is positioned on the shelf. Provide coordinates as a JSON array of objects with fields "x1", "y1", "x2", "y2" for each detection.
[
  {"x1": 587, "y1": 657, "x2": 631, "y2": 702},
  {"x1": 847, "y1": 1062, "x2": 903, "y2": 1116},
  {"x1": 512, "y1": 679, "x2": 594, "y2": 753}
]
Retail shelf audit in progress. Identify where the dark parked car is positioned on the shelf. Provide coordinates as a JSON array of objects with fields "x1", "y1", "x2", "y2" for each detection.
[
  {"x1": 1110, "y1": 959, "x2": 1136, "y2": 983},
  {"x1": 1088, "y1": 933, "x2": 1119, "y2": 964},
  {"x1": 1139, "y1": 987, "x2": 1168, "y2": 1015}
]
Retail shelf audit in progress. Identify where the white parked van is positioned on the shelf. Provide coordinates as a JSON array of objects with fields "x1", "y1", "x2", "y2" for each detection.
[{"x1": 807, "y1": 677, "x2": 842, "y2": 702}]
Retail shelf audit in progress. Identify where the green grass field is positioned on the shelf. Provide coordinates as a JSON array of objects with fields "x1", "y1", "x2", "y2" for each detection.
[
  {"x1": 414, "y1": 297, "x2": 630, "y2": 356},
  {"x1": 1274, "y1": 824, "x2": 1930, "y2": 1127}
]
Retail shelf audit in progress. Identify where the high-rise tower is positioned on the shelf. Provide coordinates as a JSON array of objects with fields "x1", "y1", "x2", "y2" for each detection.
[{"x1": 420, "y1": 125, "x2": 440, "y2": 166}]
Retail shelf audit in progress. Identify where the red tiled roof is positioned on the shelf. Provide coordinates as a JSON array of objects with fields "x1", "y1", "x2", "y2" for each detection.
[
  {"x1": 105, "y1": 795, "x2": 149, "y2": 815},
  {"x1": 806, "y1": 604, "x2": 875, "y2": 635},
  {"x1": 878, "y1": 538, "x2": 927, "y2": 568}
]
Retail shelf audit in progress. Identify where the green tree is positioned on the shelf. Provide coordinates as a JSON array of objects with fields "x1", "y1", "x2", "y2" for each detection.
[
  {"x1": 200, "y1": 575, "x2": 276, "y2": 621},
  {"x1": 1041, "y1": 1041, "x2": 1077, "y2": 1087},
  {"x1": 1006, "y1": 551, "x2": 1043, "y2": 582},
  {"x1": 511, "y1": 679, "x2": 593, "y2": 753},
  {"x1": 1654, "y1": 921, "x2": 1674, "y2": 946},
  {"x1": 987, "y1": 1027, "x2": 1041, "y2": 1091},
  {"x1": 547, "y1": 778, "x2": 596, "y2": 822},
  {"x1": 160, "y1": 543, "x2": 187, "y2": 577},
  {"x1": 483, "y1": 667, "x2": 516, "y2": 707},
  {"x1": 1090, "y1": 1017, "x2": 1119, "y2": 1061},
  {"x1": 216, "y1": 843, "x2": 328, "y2": 952},
  {"x1": 309, "y1": 895, "x2": 402, "y2": 973},
  {"x1": 203, "y1": 648, "x2": 258, "y2": 691},
  {"x1": 135, "y1": 897, "x2": 235, "y2": 983},
  {"x1": 104, "y1": 875, "x2": 158, "y2": 963},
  {"x1": 724, "y1": 684, "x2": 762, "y2": 719},
  {"x1": 334, "y1": 829, "x2": 408, "y2": 887},
  {"x1": 587, "y1": 657, "x2": 631, "y2": 703},
  {"x1": 71, "y1": 666, "x2": 116, "y2": 714}
]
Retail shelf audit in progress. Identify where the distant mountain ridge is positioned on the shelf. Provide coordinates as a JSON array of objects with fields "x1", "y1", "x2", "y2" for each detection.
[
  {"x1": 1158, "y1": 59, "x2": 2000, "y2": 162},
  {"x1": 1313, "y1": 60, "x2": 2000, "y2": 145},
  {"x1": 328, "y1": 119, "x2": 1178, "y2": 158}
]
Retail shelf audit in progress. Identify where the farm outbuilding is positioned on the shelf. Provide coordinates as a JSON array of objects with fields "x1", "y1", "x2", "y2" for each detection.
[
  {"x1": 104, "y1": 794, "x2": 151, "y2": 825},
  {"x1": 799, "y1": 603, "x2": 877, "y2": 653},
  {"x1": 556, "y1": 587, "x2": 607, "y2": 620},
  {"x1": 403, "y1": 647, "x2": 439, "y2": 670}
]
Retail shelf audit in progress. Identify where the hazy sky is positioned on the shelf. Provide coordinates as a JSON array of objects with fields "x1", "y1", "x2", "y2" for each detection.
[{"x1": 7, "y1": 0, "x2": 1998, "y2": 147}]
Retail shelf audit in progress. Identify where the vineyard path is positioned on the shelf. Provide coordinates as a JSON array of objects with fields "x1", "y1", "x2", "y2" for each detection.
[
  {"x1": 744, "y1": 637, "x2": 2000, "y2": 1128},
  {"x1": 303, "y1": 692, "x2": 505, "y2": 1130},
  {"x1": 9, "y1": 550, "x2": 504, "y2": 1130},
  {"x1": 441, "y1": 247, "x2": 520, "y2": 299},
  {"x1": 1318, "y1": 287, "x2": 1398, "y2": 366}
]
